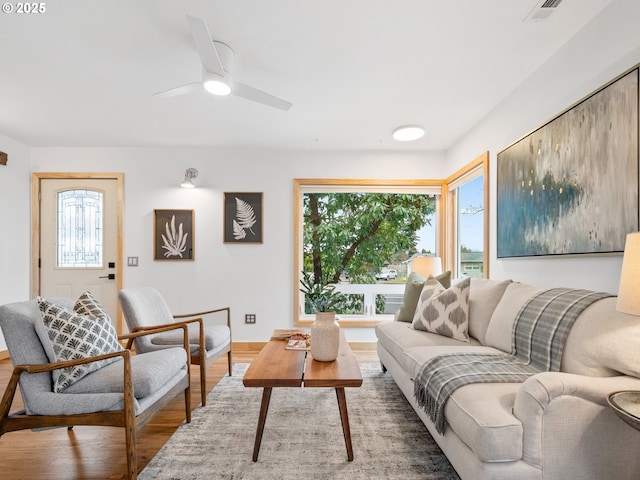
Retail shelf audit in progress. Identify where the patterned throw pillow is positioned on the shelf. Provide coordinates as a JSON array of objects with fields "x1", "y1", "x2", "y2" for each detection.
[
  {"x1": 36, "y1": 292, "x2": 124, "y2": 393},
  {"x1": 395, "y1": 271, "x2": 453, "y2": 322},
  {"x1": 412, "y1": 276, "x2": 471, "y2": 342},
  {"x1": 74, "y1": 290, "x2": 112, "y2": 319}
]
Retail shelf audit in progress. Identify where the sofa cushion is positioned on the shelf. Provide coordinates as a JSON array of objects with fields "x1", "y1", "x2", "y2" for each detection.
[
  {"x1": 401, "y1": 345, "x2": 523, "y2": 462},
  {"x1": 468, "y1": 278, "x2": 512, "y2": 344},
  {"x1": 484, "y1": 282, "x2": 543, "y2": 354},
  {"x1": 412, "y1": 276, "x2": 471, "y2": 342},
  {"x1": 375, "y1": 321, "x2": 482, "y2": 371},
  {"x1": 395, "y1": 271, "x2": 452, "y2": 322},
  {"x1": 401, "y1": 344, "x2": 503, "y2": 382},
  {"x1": 444, "y1": 382, "x2": 523, "y2": 462},
  {"x1": 63, "y1": 347, "x2": 187, "y2": 399},
  {"x1": 561, "y1": 296, "x2": 640, "y2": 376},
  {"x1": 36, "y1": 295, "x2": 124, "y2": 393}
]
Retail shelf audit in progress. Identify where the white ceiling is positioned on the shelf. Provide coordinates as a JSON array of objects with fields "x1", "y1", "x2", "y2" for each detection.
[{"x1": 0, "y1": 0, "x2": 614, "y2": 150}]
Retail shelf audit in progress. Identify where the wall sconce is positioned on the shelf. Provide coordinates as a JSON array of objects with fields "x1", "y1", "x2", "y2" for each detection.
[{"x1": 180, "y1": 168, "x2": 199, "y2": 188}]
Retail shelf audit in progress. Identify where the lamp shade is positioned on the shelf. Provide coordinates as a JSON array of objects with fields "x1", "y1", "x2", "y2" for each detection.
[
  {"x1": 617, "y1": 232, "x2": 640, "y2": 316},
  {"x1": 410, "y1": 256, "x2": 443, "y2": 278}
]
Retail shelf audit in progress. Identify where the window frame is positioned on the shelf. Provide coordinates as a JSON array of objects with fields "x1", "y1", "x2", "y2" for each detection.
[
  {"x1": 293, "y1": 178, "x2": 444, "y2": 327},
  {"x1": 293, "y1": 155, "x2": 489, "y2": 328},
  {"x1": 444, "y1": 151, "x2": 490, "y2": 279}
]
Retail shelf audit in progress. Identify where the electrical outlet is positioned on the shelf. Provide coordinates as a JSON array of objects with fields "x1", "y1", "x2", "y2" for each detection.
[{"x1": 245, "y1": 314, "x2": 256, "y2": 324}]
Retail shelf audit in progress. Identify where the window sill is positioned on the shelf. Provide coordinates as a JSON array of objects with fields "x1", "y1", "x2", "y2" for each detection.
[{"x1": 295, "y1": 315, "x2": 392, "y2": 328}]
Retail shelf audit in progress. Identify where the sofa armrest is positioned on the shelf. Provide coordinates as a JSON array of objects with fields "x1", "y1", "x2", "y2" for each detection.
[
  {"x1": 513, "y1": 372, "x2": 640, "y2": 476},
  {"x1": 515, "y1": 372, "x2": 640, "y2": 412}
]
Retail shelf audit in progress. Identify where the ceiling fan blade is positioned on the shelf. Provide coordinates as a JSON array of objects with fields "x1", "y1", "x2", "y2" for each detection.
[
  {"x1": 233, "y1": 81, "x2": 293, "y2": 111},
  {"x1": 153, "y1": 82, "x2": 202, "y2": 98},
  {"x1": 185, "y1": 15, "x2": 225, "y2": 76}
]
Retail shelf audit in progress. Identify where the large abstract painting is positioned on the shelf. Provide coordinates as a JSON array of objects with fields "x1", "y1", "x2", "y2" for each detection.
[{"x1": 497, "y1": 67, "x2": 639, "y2": 258}]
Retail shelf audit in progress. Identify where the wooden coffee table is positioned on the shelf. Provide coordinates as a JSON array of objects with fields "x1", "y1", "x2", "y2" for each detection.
[{"x1": 243, "y1": 329, "x2": 363, "y2": 462}]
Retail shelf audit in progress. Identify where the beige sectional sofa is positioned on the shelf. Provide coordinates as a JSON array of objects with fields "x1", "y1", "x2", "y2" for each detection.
[{"x1": 375, "y1": 278, "x2": 640, "y2": 480}]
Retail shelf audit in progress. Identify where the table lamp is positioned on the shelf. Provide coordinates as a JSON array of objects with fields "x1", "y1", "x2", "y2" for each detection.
[
  {"x1": 617, "y1": 232, "x2": 640, "y2": 316},
  {"x1": 410, "y1": 256, "x2": 443, "y2": 278},
  {"x1": 609, "y1": 232, "x2": 640, "y2": 430}
]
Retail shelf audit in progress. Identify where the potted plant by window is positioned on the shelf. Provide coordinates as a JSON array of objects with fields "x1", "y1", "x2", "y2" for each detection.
[{"x1": 300, "y1": 272, "x2": 344, "y2": 361}]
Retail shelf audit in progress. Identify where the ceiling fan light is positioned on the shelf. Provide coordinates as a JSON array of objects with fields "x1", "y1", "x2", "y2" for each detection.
[
  {"x1": 203, "y1": 71, "x2": 232, "y2": 96},
  {"x1": 392, "y1": 125, "x2": 425, "y2": 142},
  {"x1": 204, "y1": 79, "x2": 231, "y2": 96}
]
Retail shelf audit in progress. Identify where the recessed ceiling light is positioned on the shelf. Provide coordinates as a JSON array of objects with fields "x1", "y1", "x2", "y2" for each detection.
[{"x1": 392, "y1": 125, "x2": 425, "y2": 142}]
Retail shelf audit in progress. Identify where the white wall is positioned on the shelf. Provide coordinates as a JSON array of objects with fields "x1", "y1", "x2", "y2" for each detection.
[
  {"x1": 447, "y1": 0, "x2": 640, "y2": 294},
  {"x1": 0, "y1": 134, "x2": 32, "y2": 350},
  {"x1": 30, "y1": 148, "x2": 446, "y2": 342}
]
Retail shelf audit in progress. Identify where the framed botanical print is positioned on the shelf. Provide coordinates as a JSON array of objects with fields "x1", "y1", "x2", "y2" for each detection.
[
  {"x1": 154, "y1": 209, "x2": 194, "y2": 260},
  {"x1": 224, "y1": 192, "x2": 263, "y2": 243}
]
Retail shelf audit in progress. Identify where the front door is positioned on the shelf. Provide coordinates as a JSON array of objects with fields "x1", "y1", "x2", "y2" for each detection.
[{"x1": 34, "y1": 174, "x2": 123, "y2": 332}]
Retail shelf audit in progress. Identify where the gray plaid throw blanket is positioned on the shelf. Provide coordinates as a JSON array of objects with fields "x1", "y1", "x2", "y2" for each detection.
[{"x1": 414, "y1": 288, "x2": 613, "y2": 435}]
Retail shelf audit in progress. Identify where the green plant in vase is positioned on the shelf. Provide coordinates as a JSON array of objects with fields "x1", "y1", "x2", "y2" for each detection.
[{"x1": 299, "y1": 271, "x2": 345, "y2": 314}]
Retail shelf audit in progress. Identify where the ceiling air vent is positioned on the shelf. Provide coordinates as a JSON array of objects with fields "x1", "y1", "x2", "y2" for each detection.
[{"x1": 523, "y1": 0, "x2": 564, "y2": 22}]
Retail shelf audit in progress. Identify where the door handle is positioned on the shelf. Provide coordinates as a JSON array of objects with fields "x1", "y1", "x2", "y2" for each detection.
[{"x1": 99, "y1": 274, "x2": 116, "y2": 280}]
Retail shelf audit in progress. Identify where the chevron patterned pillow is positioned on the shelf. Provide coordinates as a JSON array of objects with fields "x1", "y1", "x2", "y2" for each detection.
[
  {"x1": 36, "y1": 292, "x2": 124, "y2": 393},
  {"x1": 412, "y1": 276, "x2": 471, "y2": 342}
]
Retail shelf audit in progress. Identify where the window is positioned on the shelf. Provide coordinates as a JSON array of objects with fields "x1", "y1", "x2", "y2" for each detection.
[
  {"x1": 446, "y1": 152, "x2": 489, "y2": 279},
  {"x1": 294, "y1": 155, "x2": 489, "y2": 327},
  {"x1": 294, "y1": 179, "x2": 442, "y2": 327},
  {"x1": 56, "y1": 189, "x2": 104, "y2": 268}
]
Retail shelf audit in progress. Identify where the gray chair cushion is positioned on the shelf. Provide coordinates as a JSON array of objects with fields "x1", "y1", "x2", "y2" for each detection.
[
  {"x1": 63, "y1": 347, "x2": 188, "y2": 398},
  {"x1": 118, "y1": 287, "x2": 179, "y2": 354},
  {"x1": 151, "y1": 324, "x2": 230, "y2": 353}
]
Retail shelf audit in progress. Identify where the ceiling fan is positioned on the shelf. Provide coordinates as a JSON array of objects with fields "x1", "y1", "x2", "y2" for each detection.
[{"x1": 154, "y1": 15, "x2": 292, "y2": 111}]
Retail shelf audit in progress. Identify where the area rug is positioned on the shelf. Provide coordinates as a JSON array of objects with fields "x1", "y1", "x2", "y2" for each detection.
[{"x1": 139, "y1": 363, "x2": 460, "y2": 480}]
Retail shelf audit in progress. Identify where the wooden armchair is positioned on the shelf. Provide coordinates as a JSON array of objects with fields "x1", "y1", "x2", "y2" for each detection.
[
  {"x1": 0, "y1": 297, "x2": 192, "y2": 480},
  {"x1": 119, "y1": 287, "x2": 232, "y2": 406}
]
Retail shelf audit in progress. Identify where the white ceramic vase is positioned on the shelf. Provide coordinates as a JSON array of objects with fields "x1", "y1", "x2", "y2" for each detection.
[{"x1": 310, "y1": 311, "x2": 340, "y2": 361}]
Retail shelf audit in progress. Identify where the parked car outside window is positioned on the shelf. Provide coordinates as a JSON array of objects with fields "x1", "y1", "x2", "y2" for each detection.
[{"x1": 375, "y1": 269, "x2": 397, "y2": 280}]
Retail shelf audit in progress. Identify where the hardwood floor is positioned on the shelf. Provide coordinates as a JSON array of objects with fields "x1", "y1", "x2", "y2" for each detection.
[{"x1": 0, "y1": 346, "x2": 379, "y2": 480}]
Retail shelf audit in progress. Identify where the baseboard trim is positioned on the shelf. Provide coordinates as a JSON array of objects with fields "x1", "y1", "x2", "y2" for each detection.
[
  {"x1": 349, "y1": 342, "x2": 377, "y2": 352},
  {"x1": 231, "y1": 341, "x2": 376, "y2": 353}
]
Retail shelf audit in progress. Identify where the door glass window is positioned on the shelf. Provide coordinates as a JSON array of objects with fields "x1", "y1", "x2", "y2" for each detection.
[{"x1": 57, "y1": 189, "x2": 104, "y2": 268}]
